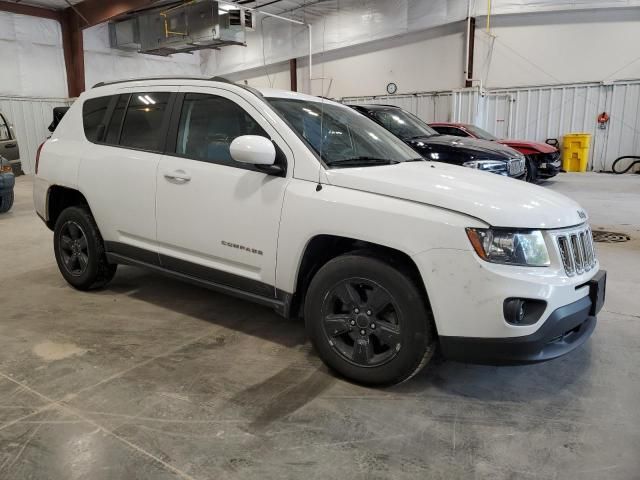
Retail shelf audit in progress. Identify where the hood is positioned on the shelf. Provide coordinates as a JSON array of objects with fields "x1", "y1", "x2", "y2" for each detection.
[
  {"x1": 325, "y1": 161, "x2": 586, "y2": 229},
  {"x1": 407, "y1": 134, "x2": 520, "y2": 160},
  {"x1": 498, "y1": 139, "x2": 557, "y2": 154}
]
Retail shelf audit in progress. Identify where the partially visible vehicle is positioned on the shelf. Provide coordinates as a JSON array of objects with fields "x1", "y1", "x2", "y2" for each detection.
[
  {"x1": 0, "y1": 155, "x2": 15, "y2": 213},
  {"x1": 429, "y1": 122, "x2": 561, "y2": 183},
  {"x1": 349, "y1": 105, "x2": 526, "y2": 179},
  {"x1": 0, "y1": 112, "x2": 20, "y2": 175}
]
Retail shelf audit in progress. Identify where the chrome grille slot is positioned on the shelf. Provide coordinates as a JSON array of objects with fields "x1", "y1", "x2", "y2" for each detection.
[
  {"x1": 570, "y1": 234, "x2": 584, "y2": 273},
  {"x1": 557, "y1": 236, "x2": 574, "y2": 275},
  {"x1": 555, "y1": 225, "x2": 597, "y2": 276}
]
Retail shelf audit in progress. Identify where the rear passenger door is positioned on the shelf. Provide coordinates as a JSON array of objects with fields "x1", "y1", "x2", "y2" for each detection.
[
  {"x1": 78, "y1": 89, "x2": 175, "y2": 262},
  {"x1": 155, "y1": 87, "x2": 292, "y2": 297}
]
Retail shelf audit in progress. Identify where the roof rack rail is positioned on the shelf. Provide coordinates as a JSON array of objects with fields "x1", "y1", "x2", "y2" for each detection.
[{"x1": 92, "y1": 76, "x2": 233, "y2": 89}]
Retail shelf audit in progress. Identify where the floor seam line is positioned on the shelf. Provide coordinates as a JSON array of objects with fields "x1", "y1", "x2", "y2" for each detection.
[{"x1": 0, "y1": 371, "x2": 199, "y2": 480}]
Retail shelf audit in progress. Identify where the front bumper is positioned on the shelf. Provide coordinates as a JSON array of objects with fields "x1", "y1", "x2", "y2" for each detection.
[
  {"x1": 439, "y1": 269, "x2": 606, "y2": 364},
  {"x1": 533, "y1": 152, "x2": 562, "y2": 178},
  {"x1": 0, "y1": 172, "x2": 15, "y2": 195},
  {"x1": 440, "y1": 295, "x2": 596, "y2": 364}
]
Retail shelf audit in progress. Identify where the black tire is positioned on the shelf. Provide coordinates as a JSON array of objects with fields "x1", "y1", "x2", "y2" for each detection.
[
  {"x1": 304, "y1": 254, "x2": 436, "y2": 386},
  {"x1": 525, "y1": 158, "x2": 539, "y2": 183},
  {"x1": 0, "y1": 191, "x2": 14, "y2": 213},
  {"x1": 53, "y1": 206, "x2": 117, "y2": 290}
]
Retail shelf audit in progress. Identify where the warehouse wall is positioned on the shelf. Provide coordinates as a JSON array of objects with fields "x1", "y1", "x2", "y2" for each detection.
[
  {"x1": 223, "y1": 22, "x2": 466, "y2": 98},
  {"x1": 0, "y1": 11, "x2": 67, "y2": 98},
  {"x1": 474, "y1": 8, "x2": 640, "y2": 88}
]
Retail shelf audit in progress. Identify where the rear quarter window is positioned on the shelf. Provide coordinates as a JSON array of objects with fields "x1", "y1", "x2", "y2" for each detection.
[{"x1": 82, "y1": 96, "x2": 111, "y2": 142}]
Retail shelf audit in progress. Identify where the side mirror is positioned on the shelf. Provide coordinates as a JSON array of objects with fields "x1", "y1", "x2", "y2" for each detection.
[{"x1": 230, "y1": 135, "x2": 276, "y2": 166}]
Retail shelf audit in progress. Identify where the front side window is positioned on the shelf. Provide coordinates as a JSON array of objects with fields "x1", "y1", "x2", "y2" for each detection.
[
  {"x1": 82, "y1": 96, "x2": 111, "y2": 142},
  {"x1": 175, "y1": 93, "x2": 268, "y2": 165},
  {"x1": 268, "y1": 98, "x2": 420, "y2": 167},
  {"x1": 119, "y1": 93, "x2": 171, "y2": 151},
  {"x1": 371, "y1": 109, "x2": 438, "y2": 141}
]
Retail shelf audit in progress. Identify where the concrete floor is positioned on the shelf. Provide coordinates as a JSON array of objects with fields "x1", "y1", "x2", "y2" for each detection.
[{"x1": 0, "y1": 173, "x2": 639, "y2": 480}]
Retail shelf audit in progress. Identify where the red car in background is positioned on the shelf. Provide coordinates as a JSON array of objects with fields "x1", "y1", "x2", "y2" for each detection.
[{"x1": 429, "y1": 122, "x2": 561, "y2": 183}]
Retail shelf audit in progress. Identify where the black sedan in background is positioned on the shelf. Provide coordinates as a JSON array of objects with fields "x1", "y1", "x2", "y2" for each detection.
[{"x1": 349, "y1": 104, "x2": 526, "y2": 179}]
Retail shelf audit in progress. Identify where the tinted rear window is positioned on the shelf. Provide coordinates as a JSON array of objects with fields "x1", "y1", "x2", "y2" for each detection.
[
  {"x1": 105, "y1": 95, "x2": 128, "y2": 145},
  {"x1": 82, "y1": 96, "x2": 111, "y2": 142},
  {"x1": 119, "y1": 93, "x2": 171, "y2": 152}
]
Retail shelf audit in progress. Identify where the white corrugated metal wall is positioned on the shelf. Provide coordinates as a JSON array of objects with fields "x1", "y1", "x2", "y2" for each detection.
[
  {"x1": 344, "y1": 80, "x2": 640, "y2": 171},
  {"x1": 452, "y1": 81, "x2": 640, "y2": 171},
  {"x1": 0, "y1": 96, "x2": 73, "y2": 175}
]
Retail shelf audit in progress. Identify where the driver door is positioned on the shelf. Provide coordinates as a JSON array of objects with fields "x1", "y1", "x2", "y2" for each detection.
[{"x1": 155, "y1": 87, "x2": 291, "y2": 297}]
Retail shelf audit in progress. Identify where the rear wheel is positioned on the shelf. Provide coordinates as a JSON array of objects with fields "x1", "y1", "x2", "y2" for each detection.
[
  {"x1": 53, "y1": 206, "x2": 117, "y2": 290},
  {"x1": 305, "y1": 254, "x2": 436, "y2": 386},
  {"x1": 0, "y1": 191, "x2": 14, "y2": 213}
]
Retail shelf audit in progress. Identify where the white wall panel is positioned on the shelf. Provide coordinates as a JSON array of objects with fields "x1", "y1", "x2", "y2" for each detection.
[
  {"x1": 474, "y1": 8, "x2": 640, "y2": 88},
  {"x1": 0, "y1": 12, "x2": 67, "y2": 97},
  {"x1": 0, "y1": 97, "x2": 72, "y2": 174}
]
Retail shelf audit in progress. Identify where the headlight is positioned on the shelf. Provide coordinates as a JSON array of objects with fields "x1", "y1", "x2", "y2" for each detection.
[
  {"x1": 466, "y1": 228, "x2": 550, "y2": 266},
  {"x1": 462, "y1": 160, "x2": 506, "y2": 173}
]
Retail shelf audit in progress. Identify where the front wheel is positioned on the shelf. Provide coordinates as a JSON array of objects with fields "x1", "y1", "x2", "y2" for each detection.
[
  {"x1": 525, "y1": 158, "x2": 539, "y2": 183},
  {"x1": 53, "y1": 206, "x2": 117, "y2": 290},
  {"x1": 305, "y1": 254, "x2": 436, "y2": 386}
]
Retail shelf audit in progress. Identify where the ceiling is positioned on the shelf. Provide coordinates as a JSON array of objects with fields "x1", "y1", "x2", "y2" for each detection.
[
  {"x1": 2, "y1": 0, "x2": 83, "y2": 10},
  {"x1": 2, "y1": 0, "x2": 335, "y2": 21}
]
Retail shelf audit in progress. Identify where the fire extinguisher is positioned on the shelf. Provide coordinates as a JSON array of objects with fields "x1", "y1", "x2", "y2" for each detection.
[{"x1": 597, "y1": 112, "x2": 610, "y2": 129}]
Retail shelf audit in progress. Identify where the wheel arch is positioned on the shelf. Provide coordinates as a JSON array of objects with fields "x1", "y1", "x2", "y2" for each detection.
[
  {"x1": 45, "y1": 185, "x2": 90, "y2": 230},
  {"x1": 288, "y1": 234, "x2": 432, "y2": 322}
]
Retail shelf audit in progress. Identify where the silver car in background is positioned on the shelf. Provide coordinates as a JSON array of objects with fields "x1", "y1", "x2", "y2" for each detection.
[{"x1": 0, "y1": 112, "x2": 20, "y2": 175}]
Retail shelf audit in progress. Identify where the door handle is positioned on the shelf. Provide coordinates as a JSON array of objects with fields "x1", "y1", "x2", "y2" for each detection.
[
  {"x1": 163, "y1": 170, "x2": 191, "y2": 184},
  {"x1": 3, "y1": 143, "x2": 16, "y2": 149}
]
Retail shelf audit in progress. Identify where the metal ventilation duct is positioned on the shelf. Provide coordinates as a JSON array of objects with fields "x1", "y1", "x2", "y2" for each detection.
[{"x1": 109, "y1": 0, "x2": 251, "y2": 57}]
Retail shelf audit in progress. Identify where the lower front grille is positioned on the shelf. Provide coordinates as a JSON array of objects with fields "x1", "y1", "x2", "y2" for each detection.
[{"x1": 556, "y1": 226, "x2": 597, "y2": 276}]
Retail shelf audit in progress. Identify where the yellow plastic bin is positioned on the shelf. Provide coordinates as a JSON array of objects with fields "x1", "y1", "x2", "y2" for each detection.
[{"x1": 562, "y1": 133, "x2": 591, "y2": 172}]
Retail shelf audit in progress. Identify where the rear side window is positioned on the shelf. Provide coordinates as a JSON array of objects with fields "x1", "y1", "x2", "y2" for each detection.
[
  {"x1": 119, "y1": 93, "x2": 171, "y2": 152},
  {"x1": 175, "y1": 93, "x2": 268, "y2": 166},
  {"x1": 82, "y1": 96, "x2": 111, "y2": 142},
  {"x1": 438, "y1": 126, "x2": 467, "y2": 137}
]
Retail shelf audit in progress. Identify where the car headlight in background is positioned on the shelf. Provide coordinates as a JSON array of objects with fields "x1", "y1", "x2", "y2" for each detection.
[
  {"x1": 462, "y1": 160, "x2": 506, "y2": 174},
  {"x1": 466, "y1": 228, "x2": 550, "y2": 266}
]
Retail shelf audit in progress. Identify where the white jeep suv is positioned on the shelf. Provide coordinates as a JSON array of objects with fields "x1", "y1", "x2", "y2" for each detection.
[{"x1": 34, "y1": 77, "x2": 606, "y2": 385}]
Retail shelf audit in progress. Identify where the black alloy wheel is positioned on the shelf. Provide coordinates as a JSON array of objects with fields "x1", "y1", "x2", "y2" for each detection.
[
  {"x1": 321, "y1": 278, "x2": 402, "y2": 367},
  {"x1": 59, "y1": 220, "x2": 90, "y2": 276},
  {"x1": 53, "y1": 205, "x2": 117, "y2": 290},
  {"x1": 305, "y1": 254, "x2": 436, "y2": 386}
]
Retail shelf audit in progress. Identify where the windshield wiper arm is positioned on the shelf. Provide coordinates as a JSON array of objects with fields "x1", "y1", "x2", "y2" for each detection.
[{"x1": 325, "y1": 157, "x2": 399, "y2": 166}]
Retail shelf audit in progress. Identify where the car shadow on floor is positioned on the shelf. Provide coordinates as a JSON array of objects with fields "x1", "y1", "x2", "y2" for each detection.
[
  {"x1": 95, "y1": 266, "x2": 308, "y2": 349},
  {"x1": 95, "y1": 266, "x2": 593, "y2": 402}
]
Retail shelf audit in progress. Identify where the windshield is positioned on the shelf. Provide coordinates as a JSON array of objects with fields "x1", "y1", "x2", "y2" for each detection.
[
  {"x1": 267, "y1": 98, "x2": 421, "y2": 167},
  {"x1": 464, "y1": 124, "x2": 499, "y2": 141},
  {"x1": 371, "y1": 109, "x2": 438, "y2": 140}
]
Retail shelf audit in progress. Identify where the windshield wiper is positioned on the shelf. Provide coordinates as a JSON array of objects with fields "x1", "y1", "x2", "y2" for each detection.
[{"x1": 325, "y1": 157, "x2": 400, "y2": 167}]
